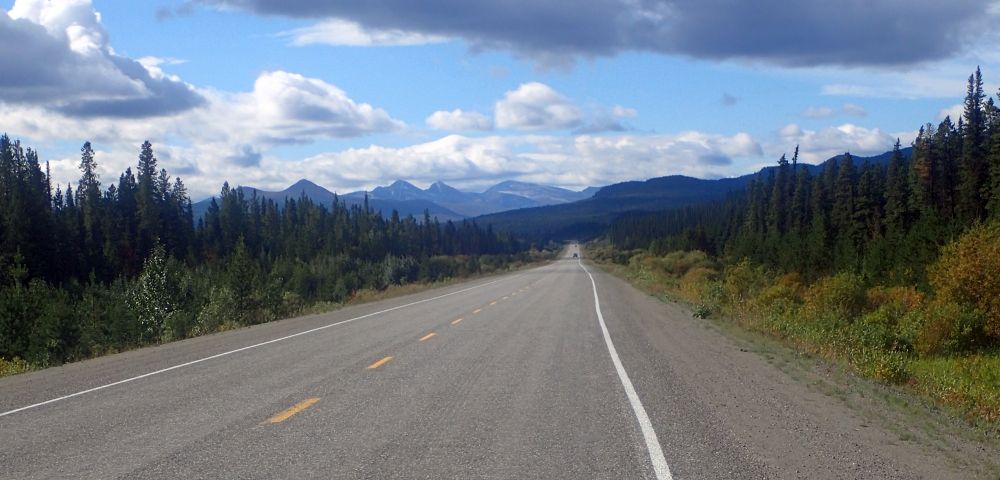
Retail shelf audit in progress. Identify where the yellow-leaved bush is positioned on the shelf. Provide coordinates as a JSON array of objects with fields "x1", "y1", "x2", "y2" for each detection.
[{"x1": 928, "y1": 221, "x2": 1000, "y2": 342}]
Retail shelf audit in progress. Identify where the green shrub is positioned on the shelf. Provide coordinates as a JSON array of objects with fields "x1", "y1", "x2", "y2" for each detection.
[
  {"x1": 0, "y1": 356, "x2": 36, "y2": 377},
  {"x1": 803, "y1": 272, "x2": 867, "y2": 321},
  {"x1": 916, "y1": 302, "x2": 992, "y2": 356}
]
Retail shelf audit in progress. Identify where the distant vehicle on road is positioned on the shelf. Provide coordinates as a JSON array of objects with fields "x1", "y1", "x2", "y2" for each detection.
[{"x1": 572, "y1": 253, "x2": 578, "y2": 258}]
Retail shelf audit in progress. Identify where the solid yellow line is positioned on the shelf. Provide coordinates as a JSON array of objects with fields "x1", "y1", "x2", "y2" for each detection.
[
  {"x1": 452, "y1": 318, "x2": 463, "y2": 324},
  {"x1": 473, "y1": 309, "x2": 482, "y2": 314},
  {"x1": 419, "y1": 333, "x2": 436, "y2": 341},
  {"x1": 367, "y1": 356, "x2": 393, "y2": 369},
  {"x1": 265, "y1": 398, "x2": 320, "y2": 424},
  {"x1": 490, "y1": 302, "x2": 497, "y2": 306}
]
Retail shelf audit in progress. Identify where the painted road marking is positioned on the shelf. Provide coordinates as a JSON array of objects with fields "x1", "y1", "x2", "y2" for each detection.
[
  {"x1": 0, "y1": 274, "x2": 525, "y2": 418},
  {"x1": 502, "y1": 296, "x2": 508, "y2": 300},
  {"x1": 579, "y1": 260, "x2": 673, "y2": 480},
  {"x1": 265, "y1": 398, "x2": 319, "y2": 424},
  {"x1": 419, "y1": 333, "x2": 436, "y2": 341},
  {"x1": 452, "y1": 318, "x2": 463, "y2": 325},
  {"x1": 367, "y1": 356, "x2": 393, "y2": 369},
  {"x1": 473, "y1": 309, "x2": 482, "y2": 314},
  {"x1": 490, "y1": 302, "x2": 497, "y2": 306}
]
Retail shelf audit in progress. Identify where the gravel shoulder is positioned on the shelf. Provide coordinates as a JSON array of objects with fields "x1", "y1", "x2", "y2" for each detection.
[{"x1": 590, "y1": 259, "x2": 1000, "y2": 479}]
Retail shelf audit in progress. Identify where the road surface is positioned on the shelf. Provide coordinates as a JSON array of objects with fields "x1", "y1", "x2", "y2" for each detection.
[{"x1": 0, "y1": 246, "x2": 981, "y2": 478}]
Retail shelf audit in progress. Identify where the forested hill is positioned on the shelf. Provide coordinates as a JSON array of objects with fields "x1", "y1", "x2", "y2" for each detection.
[
  {"x1": 475, "y1": 148, "x2": 910, "y2": 240},
  {"x1": 609, "y1": 69, "x2": 995, "y2": 289},
  {"x1": 191, "y1": 180, "x2": 466, "y2": 224},
  {"x1": 0, "y1": 137, "x2": 533, "y2": 369}
]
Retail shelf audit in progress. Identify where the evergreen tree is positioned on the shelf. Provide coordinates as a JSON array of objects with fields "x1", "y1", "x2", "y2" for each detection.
[
  {"x1": 959, "y1": 67, "x2": 988, "y2": 223},
  {"x1": 135, "y1": 141, "x2": 161, "y2": 258}
]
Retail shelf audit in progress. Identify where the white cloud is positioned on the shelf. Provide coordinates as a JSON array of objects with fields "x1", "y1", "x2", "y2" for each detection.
[
  {"x1": 495, "y1": 82, "x2": 583, "y2": 131},
  {"x1": 4, "y1": 68, "x2": 408, "y2": 198},
  {"x1": 250, "y1": 70, "x2": 406, "y2": 140},
  {"x1": 0, "y1": 0, "x2": 204, "y2": 117},
  {"x1": 426, "y1": 109, "x2": 495, "y2": 132},
  {"x1": 937, "y1": 103, "x2": 965, "y2": 121},
  {"x1": 772, "y1": 123, "x2": 896, "y2": 164},
  {"x1": 286, "y1": 19, "x2": 451, "y2": 47},
  {"x1": 225, "y1": 131, "x2": 764, "y2": 195}
]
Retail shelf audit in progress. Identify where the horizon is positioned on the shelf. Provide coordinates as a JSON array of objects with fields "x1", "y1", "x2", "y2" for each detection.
[{"x1": 195, "y1": 146, "x2": 909, "y2": 203}]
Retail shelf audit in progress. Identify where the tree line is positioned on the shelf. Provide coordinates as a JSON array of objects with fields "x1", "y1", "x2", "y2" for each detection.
[
  {"x1": 611, "y1": 68, "x2": 1000, "y2": 290},
  {"x1": 0, "y1": 138, "x2": 532, "y2": 368}
]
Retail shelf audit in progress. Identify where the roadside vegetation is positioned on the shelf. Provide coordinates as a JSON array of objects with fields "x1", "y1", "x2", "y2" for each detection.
[
  {"x1": 0, "y1": 137, "x2": 555, "y2": 377},
  {"x1": 596, "y1": 69, "x2": 1000, "y2": 432}
]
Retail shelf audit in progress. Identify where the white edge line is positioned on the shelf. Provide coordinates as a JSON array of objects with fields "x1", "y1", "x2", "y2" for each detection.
[
  {"x1": 580, "y1": 259, "x2": 673, "y2": 480},
  {"x1": 0, "y1": 273, "x2": 523, "y2": 418}
]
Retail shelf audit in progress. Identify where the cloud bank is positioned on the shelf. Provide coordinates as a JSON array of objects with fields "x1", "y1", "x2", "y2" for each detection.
[{"x1": 198, "y1": 0, "x2": 999, "y2": 67}]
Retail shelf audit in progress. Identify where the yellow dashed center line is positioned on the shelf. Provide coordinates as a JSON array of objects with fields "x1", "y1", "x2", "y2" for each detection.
[
  {"x1": 490, "y1": 302, "x2": 497, "y2": 306},
  {"x1": 419, "y1": 333, "x2": 436, "y2": 341},
  {"x1": 265, "y1": 398, "x2": 320, "y2": 424},
  {"x1": 502, "y1": 296, "x2": 508, "y2": 300},
  {"x1": 473, "y1": 309, "x2": 482, "y2": 314},
  {"x1": 452, "y1": 318, "x2": 463, "y2": 324},
  {"x1": 367, "y1": 356, "x2": 393, "y2": 369}
]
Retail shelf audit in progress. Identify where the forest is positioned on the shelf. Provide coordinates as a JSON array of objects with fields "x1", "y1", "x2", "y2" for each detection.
[
  {"x1": 599, "y1": 69, "x2": 1000, "y2": 425},
  {"x1": 0, "y1": 138, "x2": 537, "y2": 373}
]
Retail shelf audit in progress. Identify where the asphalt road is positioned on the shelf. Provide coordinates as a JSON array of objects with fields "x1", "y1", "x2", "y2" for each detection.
[{"x1": 0, "y1": 246, "x2": 979, "y2": 478}]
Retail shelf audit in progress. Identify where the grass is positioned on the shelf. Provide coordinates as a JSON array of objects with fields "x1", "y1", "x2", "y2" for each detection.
[{"x1": 587, "y1": 242, "x2": 1000, "y2": 476}]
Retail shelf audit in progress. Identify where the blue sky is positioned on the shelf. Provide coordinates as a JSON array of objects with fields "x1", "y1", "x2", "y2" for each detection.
[{"x1": 2, "y1": 0, "x2": 998, "y2": 200}]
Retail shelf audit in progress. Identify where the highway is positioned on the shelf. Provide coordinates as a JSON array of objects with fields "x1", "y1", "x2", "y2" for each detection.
[{"x1": 0, "y1": 246, "x2": 977, "y2": 478}]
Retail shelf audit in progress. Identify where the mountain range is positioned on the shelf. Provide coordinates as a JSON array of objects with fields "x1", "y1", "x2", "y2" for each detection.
[
  {"x1": 193, "y1": 148, "x2": 910, "y2": 236},
  {"x1": 473, "y1": 148, "x2": 912, "y2": 239},
  {"x1": 191, "y1": 179, "x2": 598, "y2": 222},
  {"x1": 347, "y1": 180, "x2": 599, "y2": 217}
]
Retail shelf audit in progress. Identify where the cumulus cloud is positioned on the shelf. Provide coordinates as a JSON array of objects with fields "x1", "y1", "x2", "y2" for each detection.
[
  {"x1": 285, "y1": 19, "x2": 451, "y2": 46},
  {"x1": 495, "y1": 82, "x2": 582, "y2": 131},
  {"x1": 426, "y1": 109, "x2": 495, "y2": 132},
  {"x1": 3, "y1": 68, "x2": 408, "y2": 198},
  {"x1": 274, "y1": 131, "x2": 764, "y2": 194},
  {"x1": 773, "y1": 123, "x2": 896, "y2": 164},
  {"x1": 430, "y1": 89, "x2": 634, "y2": 134},
  {"x1": 0, "y1": 0, "x2": 204, "y2": 117},
  {"x1": 250, "y1": 70, "x2": 405, "y2": 140},
  {"x1": 800, "y1": 103, "x2": 868, "y2": 119},
  {"x1": 197, "y1": 0, "x2": 1000, "y2": 67}
]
